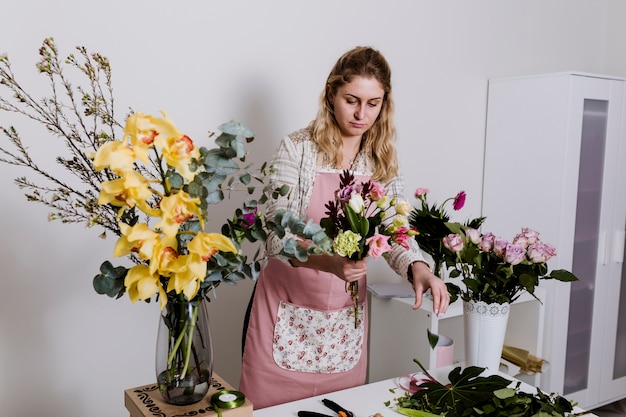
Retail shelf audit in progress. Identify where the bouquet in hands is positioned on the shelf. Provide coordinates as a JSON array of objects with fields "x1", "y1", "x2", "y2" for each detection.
[{"x1": 320, "y1": 170, "x2": 416, "y2": 327}]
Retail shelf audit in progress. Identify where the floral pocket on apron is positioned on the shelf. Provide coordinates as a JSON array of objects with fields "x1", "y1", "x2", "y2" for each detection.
[{"x1": 272, "y1": 300, "x2": 365, "y2": 373}]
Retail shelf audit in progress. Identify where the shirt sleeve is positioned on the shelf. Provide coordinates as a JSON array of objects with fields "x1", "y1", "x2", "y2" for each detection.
[{"x1": 264, "y1": 134, "x2": 308, "y2": 258}]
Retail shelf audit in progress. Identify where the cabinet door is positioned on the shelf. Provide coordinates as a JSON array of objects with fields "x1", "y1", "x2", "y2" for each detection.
[
  {"x1": 597, "y1": 83, "x2": 626, "y2": 402},
  {"x1": 483, "y1": 73, "x2": 626, "y2": 409}
]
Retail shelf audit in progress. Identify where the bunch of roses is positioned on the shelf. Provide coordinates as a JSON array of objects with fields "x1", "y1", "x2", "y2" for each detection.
[{"x1": 442, "y1": 225, "x2": 574, "y2": 304}]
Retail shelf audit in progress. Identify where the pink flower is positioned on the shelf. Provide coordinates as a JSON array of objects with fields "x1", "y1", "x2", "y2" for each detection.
[
  {"x1": 527, "y1": 241, "x2": 557, "y2": 263},
  {"x1": 465, "y1": 228, "x2": 481, "y2": 245},
  {"x1": 366, "y1": 234, "x2": 392, "y2": 259},
  {"x1": 504, "y1": 244, "x2": 526, "y2": 265},
  {"x1": 493, "y1": 237, "x2": 508, "y2": 256},
  {"x1": 240, "y1": 207, "x2": 258, "y2": 228},
  {"x1": 414, "y1": 188, "x2": 430, "y2": 199},
  {"x1": 512, "y1": 233, "x2": 530, "y2": 249},
  {"x1": 520, "y1": 228, "x2": 540, "y2": 245},
  {"x1": 392, "y1": 226, "x2": 412, "y2": 250},
  {"x1": 452, "y1": 191, "x2": 466, "y2": 210},
  {"x1": 443, "y1": 233, "x2": 464, "y2": 253},
  {"x1": 369, "y1": 182, "x2": 386, "y2": 201},
  {"x1": 480, "y1": 232, "x2": 495, "y2": 252}
]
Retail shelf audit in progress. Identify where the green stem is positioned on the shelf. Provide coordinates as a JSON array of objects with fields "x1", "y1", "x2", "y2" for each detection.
[{"x1": 180, "y1": 305, "x2": 199, "y2": 379}]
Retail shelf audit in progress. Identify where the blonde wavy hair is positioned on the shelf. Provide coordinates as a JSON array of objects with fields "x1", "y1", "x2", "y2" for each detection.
[{"x1": 309, "y1": 46, "x2": 398, "y2": 183}]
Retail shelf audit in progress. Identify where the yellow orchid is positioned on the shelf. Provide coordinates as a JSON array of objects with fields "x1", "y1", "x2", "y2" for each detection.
[
  {"x1": 152, "y1": 112, "x2": 201, "y2": 182},
  {"x1": 125, "y1": 264, "x2": 168, "y2": 309},
  {"x1": 93, "y1": 140, "x2": 136, "y2": 173},
  {"x1": 155, "y1": 191, "x2": 202, "y2": 237},
  {"x1": 188, "y1": 232, "x2": 238, "y2": 260},
  {"x1": 113, "y1": 223, "x2": 161, "y2": 260},
  {"x1": 124, "y1": 112, "x2": 159, "y2": 164},
  {"x1": 166, "y1": 255, "x2": 202, "y2": 300},
  {"x1": 149, "y1": 245, "x2": 180, "y2": 277},
  {"x1": 98, "y1": 171, "x2": 160, "y2": 217}
]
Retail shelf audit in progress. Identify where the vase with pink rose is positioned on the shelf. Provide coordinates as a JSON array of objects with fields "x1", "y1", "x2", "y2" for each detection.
[{"x1": 442, "y1": 224, "x2": 578, "y2": 372}]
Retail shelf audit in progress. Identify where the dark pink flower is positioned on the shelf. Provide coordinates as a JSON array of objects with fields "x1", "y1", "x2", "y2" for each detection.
[
  {"x1": 393, "y1": 226, "x2": 413, "y2": 250},
  {"x1": 240, "y1": 207, "x2": 258, "y2": 228},
  {"x1": 452, "y1": 191, "x2": 466, "y2": 211}
]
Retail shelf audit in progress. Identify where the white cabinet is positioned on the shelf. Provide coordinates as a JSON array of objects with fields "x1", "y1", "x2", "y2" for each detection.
[
  {"x1": 482, "y1": 72, "x2": 626, "y2": 410},
  {"x1": 367, "y1": 287, "x2": 545, "y2": 387}
]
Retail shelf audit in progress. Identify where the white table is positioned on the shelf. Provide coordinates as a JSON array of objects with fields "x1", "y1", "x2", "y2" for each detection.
[
  {"x1": 253, "y1": 366, "x2": 594, "y2": 416},
  {"x1": 253, "y1": 376, "x2": 399, "y2": 416}
]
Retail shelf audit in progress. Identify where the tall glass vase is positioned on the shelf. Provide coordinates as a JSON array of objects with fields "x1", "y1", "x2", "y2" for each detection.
[
  {"x1": 463, "y1": 300, "x2": 510, "y2": 373},
  {"x1": 155, "y1": 298, "x2": 214, "y2": 405}
]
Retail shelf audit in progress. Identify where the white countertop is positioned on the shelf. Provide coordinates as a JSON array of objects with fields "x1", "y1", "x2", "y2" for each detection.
[{"x1": 253, "y1": 376, "x2": 400, "y2": 416}]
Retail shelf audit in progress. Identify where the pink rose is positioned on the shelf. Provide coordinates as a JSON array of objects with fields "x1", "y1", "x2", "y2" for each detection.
[
  {"x1": 520, "y1": 227, "x2": 540, "y2": 245},
  {"x1": 512, "y1": 233, "x2": 530, "y2": 249},
  {"x1": 443, "y1": 233, "x2": 464, "y2": 253},
  {"x1": 453, "y1": 191, "x2": 466, "y2": 210},
  {"x1": 480, "y1": 232, "x2": 495, "y2": 252},
  {"x1": 464, "y1": 228, "x2": 481, "y2": 245},
  {"x1": 414, "y1": 188, "x2": 429, "y2": 199},
  {"x1": 493, "y1": 237, "x2": 508, "y2": 257},
  {"x1": 366, "y1": 234, "x2": 392, "y2": 259},
  {"x1": 369, "y1": 182, "x2": 386, "y2": 201},
  {"x1": 504, "y1": 244, "x2": 526, "y2": 265},
  {"x1": 527, "y1": 241, "x2": 557, "y2": 263}
]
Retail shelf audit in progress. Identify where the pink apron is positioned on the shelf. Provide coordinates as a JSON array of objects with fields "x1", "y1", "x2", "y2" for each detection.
[{"x1": 239, "y1": 171, "x2": 370, "y2": 409}]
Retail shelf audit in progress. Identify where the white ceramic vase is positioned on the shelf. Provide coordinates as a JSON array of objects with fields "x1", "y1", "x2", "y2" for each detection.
[{"x1": 463, "y1": 300, "x2": 510, "y2": 372}]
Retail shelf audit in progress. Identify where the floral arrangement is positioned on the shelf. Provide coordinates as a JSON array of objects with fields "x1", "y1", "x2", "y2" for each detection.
[
  {"x1": 443, "y1": 224, "x2": 578, "y2": 304},
  {"x1": 0, "y1": 38, "x2": 299, "y2": 401},
  {"x1": 319, "y1": 170, "x2": 416, "y2": 326},
  {"x1": 409, "y1": 188, "x2": 484, "y2": 276}
]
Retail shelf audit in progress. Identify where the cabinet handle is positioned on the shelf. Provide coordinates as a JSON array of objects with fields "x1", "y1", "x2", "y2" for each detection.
[{"x1": 613, "y1": 230, "x2": 625, "y2": 263}]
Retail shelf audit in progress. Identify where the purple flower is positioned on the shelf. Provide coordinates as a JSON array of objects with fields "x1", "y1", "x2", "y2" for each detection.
[
  {"x1": 240, "y1": 207, "x2": 258, "y2": 228},
  {"x1": 452, "y1": 191, "x2": 466, "y2": 211},
  {"x1": 465, "y1": 228, "x2": 481, "y2": 245},
  {"x1": 527, "y1": 241, "x2": 557, "y2": 263},
  {"x1": 493, "y1": 237, "x2": 508, "y2": 257},
  {"x1": 337, "y1": 185, "x2": 356, "y2": 203},
  {"x1": 520, "y1": 227, "x2": 540, "y2": 245},
  {"x1": 479, "y1": 232, "x2": 495, "y2": 252},
  {"x1": 504, "y1": 243, "x2": 526, "y2": 265},
  {"x1": 443, "y1": 233, "x2": 464, "y2": 253}
]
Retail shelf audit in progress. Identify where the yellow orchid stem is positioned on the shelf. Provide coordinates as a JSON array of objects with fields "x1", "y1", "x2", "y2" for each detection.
[{"x1": 180, "y1": 305, "x2": 199, "y2": 379}]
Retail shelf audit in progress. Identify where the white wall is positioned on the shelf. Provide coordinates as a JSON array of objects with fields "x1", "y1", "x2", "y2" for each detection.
[{"x1": 1, "y1": 1, "x2": 624, "y2": 416}]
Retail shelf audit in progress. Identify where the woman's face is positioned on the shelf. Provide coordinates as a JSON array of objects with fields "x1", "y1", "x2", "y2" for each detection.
[{"x1": 328, "y1": 76, "x2": 385, "y2": 141}]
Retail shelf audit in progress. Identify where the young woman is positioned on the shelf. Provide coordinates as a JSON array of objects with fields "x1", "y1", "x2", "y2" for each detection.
[{"x1": 239, "y1": 46, "x2": 449, "y2": 409}]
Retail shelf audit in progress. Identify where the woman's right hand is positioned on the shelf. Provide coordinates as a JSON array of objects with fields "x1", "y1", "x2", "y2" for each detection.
[{"x1": 325, "y1": 254, "x2": 368, "y2": 283}]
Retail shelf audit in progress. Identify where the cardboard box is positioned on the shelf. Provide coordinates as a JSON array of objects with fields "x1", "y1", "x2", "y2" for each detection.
[{"x1": 125, "y1": 373, "x2": 253, "y2": 417}]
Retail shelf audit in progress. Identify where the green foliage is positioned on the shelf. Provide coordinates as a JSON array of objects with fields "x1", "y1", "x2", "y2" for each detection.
[{"x1": 394, "y1": 360, "x2": 575, "y2": 417}]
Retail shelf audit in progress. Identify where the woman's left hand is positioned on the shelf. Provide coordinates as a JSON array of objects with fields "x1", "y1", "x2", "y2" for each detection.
[{"x1": 410, "y1": 261, "x2": 450, "y2": 317}]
